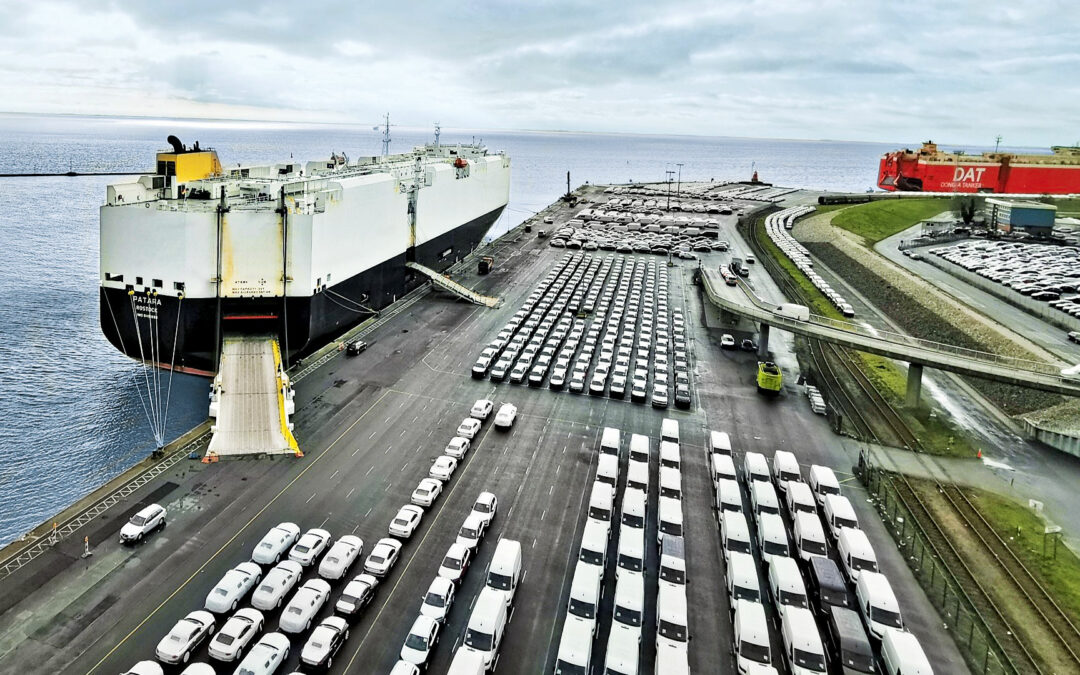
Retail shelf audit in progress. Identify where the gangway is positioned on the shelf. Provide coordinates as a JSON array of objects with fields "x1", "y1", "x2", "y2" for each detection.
[
  {"x1": 206, "y1": 336, "x2": 301, "y2": 460},
  {"x1": 700, "y1": 268, "x2": 1080, "y2": 402},
  {"x1": 405, "y1": 261, "x2": 501, "y2": 307}
]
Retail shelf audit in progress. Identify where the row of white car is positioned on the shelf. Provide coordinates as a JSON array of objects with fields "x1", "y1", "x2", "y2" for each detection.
[{"x1": 763, "y1": 205, "x2": 855, "y2": 318}]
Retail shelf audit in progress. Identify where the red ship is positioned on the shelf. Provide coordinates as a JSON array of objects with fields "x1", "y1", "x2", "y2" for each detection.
[{"x1": 878, "y1": 141, "x2": 1080, "y2": 194}]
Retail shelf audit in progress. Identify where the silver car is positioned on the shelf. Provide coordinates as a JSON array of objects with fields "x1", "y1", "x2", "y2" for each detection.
[
  {"x1": 279, "y1": 578, "x2": 331, "y2": 633},
  {"x1": 251, "y1": 522, "x2": 301, "y2": 564},
  {"x1": 251, "y1": 560, "x2": 303, "y2": 610},
  {"x1": 204, "y1": 561, "x2": 262, "y2": 614},
  {"x1": 207, "y1": 607, "x2": 263, "y2": 662},
  {"x1": 154, "y1": 610, "x2": 215, "y2": 664},
  {"x1": 289, "y1": 528, "x2": 331, "y2": 567}
]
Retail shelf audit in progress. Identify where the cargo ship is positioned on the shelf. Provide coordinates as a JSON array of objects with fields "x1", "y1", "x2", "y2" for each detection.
[
  {"x1": 100, "y1": 134, "x2": 510, "y2": 375},
  {"x1": 878, "y1": 141, "x2": 1080, "y2": 194}
]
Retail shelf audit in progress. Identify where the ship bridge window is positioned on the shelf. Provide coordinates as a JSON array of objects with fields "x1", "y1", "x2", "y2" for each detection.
[
  {"x1": 174, "y1": 282, "x2": 185, "y2": 292},
  {"x1": 105, "y1": 273, "x2": 124, "y2": 282},
  {"x1": 136, "y1": 276, "x2": 144, "y2": 286},
  {"x1": 152, "y1": 279, "x2": 163, "y2": 288}
]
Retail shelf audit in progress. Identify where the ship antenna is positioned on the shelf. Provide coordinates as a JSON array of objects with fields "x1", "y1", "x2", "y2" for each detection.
[
  {"x1": 433, "y1": 122, "x2": 441, "y2": 148},
  {"x1": 995, "y1": 135, "x2": 1003, "y2": 153},
  {"x1": 381, "y1": 113, "x2": 392, "y2": 157}
]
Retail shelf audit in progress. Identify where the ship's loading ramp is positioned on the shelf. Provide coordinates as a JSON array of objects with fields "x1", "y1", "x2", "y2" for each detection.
[
  {"x1": 406, "y1": 261, "x2": 501, "y2": 307},
  {"x1": 206, "y1": 336, "x2": 301, "y2": 460}
]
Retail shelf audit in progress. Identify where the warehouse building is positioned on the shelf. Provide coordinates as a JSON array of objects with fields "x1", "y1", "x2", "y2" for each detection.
[{"x1": 984, "y1": 198, "x2": 1057, "y2": 235}]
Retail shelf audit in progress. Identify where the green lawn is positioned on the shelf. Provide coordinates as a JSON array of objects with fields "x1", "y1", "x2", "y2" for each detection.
[
  {"x1": 831, "y1": 198, "x2": 951, "y2": 244},
  {"x1": 753, "y1": 218, "x2": 843, "y2": 320}
]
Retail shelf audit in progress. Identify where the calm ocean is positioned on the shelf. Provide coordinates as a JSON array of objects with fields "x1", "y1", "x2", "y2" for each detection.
[{"x1": 0, "y1": 113, "x2": 1012, "y2": 545}]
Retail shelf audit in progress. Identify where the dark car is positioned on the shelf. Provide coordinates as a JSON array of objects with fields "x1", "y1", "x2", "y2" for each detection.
[
  {"x1": 300, "y1": 616, "x2": 350, "y2": 669},
  {"x1": 740, "y1": 339, "x2": 756, "y2": 352},
  {"x1": 674, "y1": 385, "x2": 691, "y2": 410},
  {"x1": 824, "y1": 606, "x2": 874, "y2": 674},
  {"x1": 806, "y1": 557, "x2": 851, "y2": 617},
  {"x1": 346, "y1": 340, "x2": 368, "y2": 356}
]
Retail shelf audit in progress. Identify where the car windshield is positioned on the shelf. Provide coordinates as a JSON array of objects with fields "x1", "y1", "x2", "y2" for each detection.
[
  {"x1": 853, "y1": 557, "x2": 878, "y2": 572},
  {"x1": 660, "y1": 521, "x2": 682, "y2": 537},
  {"x1": 622, "y1": 514, "x2": 644, "y2": 528},
  {"x1": 405, "y1": 633, "x2": 429, "y2": 651},
  {"x1": 287, "y1": 607, "x2": 302, "y2": 616},
  {"x1": 764, "y1": 541, "x2": 789, "y2": 556},
  {"x1": 660, "y1": 565, "x2": 685, "y2": 584},
  {"x1": 425, "y1": 592, "x2": 446, "y2": 608},
  {"x1": 213, "y1": 588, "x2": 229, "y2": 597},
  {"x1": 838, "y1": 517, "x2": 858, "y2": 530},
  {"x1": 780, "y1": 591, "x2": 808, "y2": 608},
  {"x1": 460, "y1": 527, "x2": 478, "y2": 539},
  {"x1": 369, "y1": 554, "x2": 385, "y2": 565},
  {"x1": 871, "y1": 606, "x2": 903, "y2": 627},
  {"x1": 259, "y1": 541, "x2": 274, "y2": 550},
  {"x1": 340, "y1": 593, "x2": 360, "y2": 606},
  {"x1": 465, "y1": 628, "x2": 493, "y2": 651},
  {"x1": 257, "y1": 583, "x2": 274, "y2": 594},
  {"x1": 589, "y1": 506, "x2": 610, "y2": 521},
  {"x1": 580, "y1": 549, "x2": 603, "y2": 566},
  {"x1": 803, "y1": 539, "x2": 827, "y2": 556},
  {"x1": 443, "y1": 555, "x2": 462, "y2": 570},
  {"x1": 660, "y1": 487, "x2": 681, "y2": 500},
  {"x1": 130, "y1": 515, "x2": 146, "y2": 526},
  {"x1": 217, "y1": 634, "x2": 235, "y2": 646},
  {"x1": 658, "y1": 620, "x2": 687, "y2": 642},
  {"x1": 568, "y1": 598, "x2": 595, "y2": 619},
  {"x1": 842, "y1": 648, "x2": 875, "y2": 671},
  {"x1": 294, "y1": 544, "x2": 310, "y2": 554},
  {"x1": 794, "y1": 648, "x2": 826, "y2": 671},
  {"x1": 734, "y1": 586, "x2": 759, "y2": 602},
  {"x1": 614, "y1": 605, "x2": 642, "y2": 627},
  {"x1": 618, "y1": 553, "x2": 643, "y2": 571},
  {"x1": 740, "y1": 641, "x2": 771, "y2": 663},
  {"x1": 555, "y1": 661, "x2": 587, "y2": 675},
  {"x1": 474, "y1": 502, "x2": 491, "y2": 513},
  {"x1": 489, "y1": 572, "x2": 513, "y2": 590}
]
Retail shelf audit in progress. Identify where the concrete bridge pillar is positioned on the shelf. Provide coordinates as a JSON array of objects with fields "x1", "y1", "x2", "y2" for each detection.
[
  {"x1": 905, "y1": 363, "x2": 923, "y2": 407},
  {"x1": 757, "y1": 323, "x2": 771, "y2": 360}
]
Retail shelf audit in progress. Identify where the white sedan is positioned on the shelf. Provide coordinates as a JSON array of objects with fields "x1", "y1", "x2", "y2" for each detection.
[
  {"x1": 444, "y1": 436, "x2": 470, "y2": 459},
  {"x1": 207, "y1": 608, "x2": 263, "y2": 662},
  {"x1": 470, "y1": 492, "x2": 498, "y2": 527},
  {"x1": 318, "y1": 535, "x2": 363, "y2": 580},
  {"x1": 456, "y1": 513, "x2": 487, "y2": 550},
  {"x1": 154, "y1": 610, "x2": 216, "y2": 665},
  {"x1": 456, "y1": 418, "x2": 481, "y2": 439},
  {"x1": 289, "y1": 528, "x2": 332, "y2": 567},
  {"x1": 470, "y1": 399, "x2": 494, "y2": 419},
  {"x1": 251, "y1": 522, "x2": 301, "y2": 565},
  {"x1": 364, "y1": 538, "x2": 403, "y2": 576},
  {"x1": 429, "y1": 455, "x2": 459, "y2": 482},
  {"x1": 419, "y1": 577, "x2": 456, "y2": 623},
  {"x1": 437, "y1": 543, "x2": 472, "y2": 584},
  {"x1": 251, "y1": 560, "x2": 304, "y2": 611},
  {"x1": 279, "y1": 578, "x2": 332, "y2": 633},
  {"x1": 399, "y1": 615, "x2": 441, "y2": 668},
  {"x1": 204, "y1": 561, "x2": 262, "y2": 614},
  {"x1": 233, "y1": 632, "x2": 290, "y2": 675},
  {"x1": 494, "y1": 403, "x2": 518, "y2": 429},
  {"x1": 411, "y1": 478, "x2": 443, "y2": 507},
  {"x1": 389, "y1": 505, "x2": 424, "y2": 538}
]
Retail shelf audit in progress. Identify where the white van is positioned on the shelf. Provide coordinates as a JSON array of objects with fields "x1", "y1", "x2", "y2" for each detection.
[
  {"x1": 656, "y1": 582, "x2": 689, "y2": 652},
  {"x1": 771, "y1": 450, "x2": 802, "y2": 492},
  {"x1": 733, "y1": 599, "x2": 772, "y2": 672},
  {"x1": 462, "y1": 586, "x2": 507, "y2": 670},
  {"x1": 768, "y1": 556, "x2": 809, "y2": 615},
  {"x1": 808, "y1": 465, "x2": 841, "y2": 505},
  {"x1": 709, "y1": 430, "x2": 732, "y2": 456},
  {"x1": 721, "y1": 511, "x2": 753, "y2": 562},
  {"x1": 712, "y1": 453, "x2": 737, "y2": 486},
  {"x1": 604, "y1": 617, "x2": 640, "y2": 675},
  {"x1": 556, "y1": 613, "x2": 594, "y2": 673},
  {"x1": 856, "y1": 572, "x2": 903, "y2": 640},
  {"x1": 661, "y1": 418, "x2": 680, "y2": 445},
  {"x1": 617, "y1": 524, "x2": 645, "y2": 576},
  {"x1": 626, "y1": 460, "x2": 649, "y2": 492},
  {"x1": 659, "y1": 534, "x2": 686, "y2": 586},
  {"x1": 756, "y1": 513, "x2": 789, "y2": 566},
  {"x1": 659, "y1": 467, "x2": 682, "y2": 500},
  {"x1": 781, "y1": 607, "x2": 828, "y2": 674},
  {"x1": 716, "y1": 478, "x2": 743, "y2": 514},
  {"x1": 822, "y1": 494, "x2": 859, "y2": 541},
  {"x1": 725, "y1": 551, "x2": 761, "y2": 605},
  {"x1": 744, "y1": 451, "x2": 770, "y2": 483},
  {"x1": 588, "y1": 481, "x2": 615, "y2": 523},
  {"x1": 568, "y1": 560, "x2": 602, "y2": 627},
  {"x1": 881, "y1": 628, "x2": 933, "y2": 675},
  {"x1": 657, "y1": 497, "x2": 684, "y2": 543},
  {"x1": 579, "y1": 519, "x2": 610, "y2": 572},
  {"x1": 751, "y1": 480, "x2": 780, "y2": 517},
  {"x1": 621, "y1": 488, "x2": 646, "y2": 529},
  {"x1": 628, "y1": 434, "x2": 651, "y2": 463},
  {"x1": 612, "y1": 572, "x2": 645, "y2": 642},
  {"x1": 793, "y1": 511, "x2": 829, "y2": 562},
  {"x1": 600, "y1": 426, "x2": 622, "y2": 456},
  {"x1": 486, "y1": 539, "x2": 522, "y2": 606},
  {"x1": 659, "y1": 440, "x2": 681, "y2": 469},
  {"x1": 596, "y1": 454, "x2": 619, "y2": 488},
  {"x1": 786, "y1": 481, "x2": 817, "y2": 518},
  {"x1": 446, "y1": 647, "x2": 487, "y2": 675},
  {"x1": 838, "y1": 527, "x2": 879, "y2": 582}
]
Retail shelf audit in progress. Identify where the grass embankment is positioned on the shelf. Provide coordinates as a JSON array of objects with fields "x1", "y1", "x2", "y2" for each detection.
[
  {"x1": 832, "y1": 198, "x2": 950, "y2": 244},
  {"x1": 753, "y1": 218, "x2": 974, "y2": 456}
]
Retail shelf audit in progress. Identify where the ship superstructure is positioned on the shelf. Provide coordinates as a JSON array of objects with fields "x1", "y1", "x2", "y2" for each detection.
[
  {"x1": 100, "y1": 135, "x2": 510, "y2": 375},
  {"x1": 878, "y1": 141, "x2": 1080, "y2": 194}
]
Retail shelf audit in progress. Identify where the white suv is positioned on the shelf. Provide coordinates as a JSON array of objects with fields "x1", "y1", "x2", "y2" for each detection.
[{"x1": 119, "y1": 504, "x2": 166, "y2": 544}]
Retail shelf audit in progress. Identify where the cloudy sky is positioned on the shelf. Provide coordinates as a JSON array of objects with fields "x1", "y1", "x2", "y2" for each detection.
[{"x1": 1, "y1": 0, "x2": 1077, "y2": 145}]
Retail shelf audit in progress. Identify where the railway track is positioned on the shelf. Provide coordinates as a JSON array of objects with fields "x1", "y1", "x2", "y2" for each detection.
[
  {"x1": 941, "y1": 484, "x2": 1080, "y2": 673},
  {"x1": 806, "y1": 338, "x2": 877, "y2": 442}
]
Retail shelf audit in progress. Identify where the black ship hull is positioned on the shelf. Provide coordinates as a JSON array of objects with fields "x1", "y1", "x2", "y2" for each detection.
[{"x1": 100, "y1": 206, "x2": 505, "y2": 376}]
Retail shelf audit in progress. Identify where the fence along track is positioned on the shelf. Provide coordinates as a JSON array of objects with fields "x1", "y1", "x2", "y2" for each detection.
[{"x1": 942, "y1": 485, "x2": 1080, "y2": 672}]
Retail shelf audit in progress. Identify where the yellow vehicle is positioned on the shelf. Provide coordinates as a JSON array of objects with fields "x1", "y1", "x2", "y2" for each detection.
[{"x1": 756, "y1": 361, "x2": 782, "y2": 395}]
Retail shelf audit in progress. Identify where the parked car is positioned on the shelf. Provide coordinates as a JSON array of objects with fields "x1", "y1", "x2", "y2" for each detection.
[
  {"x1": 420, "y1": 577, "x2": 456, "y2": 623},
  {"x1": 119, "y1": 503, "x2": 166, "y2": 545},
  {"x1": 207, "y1": 608, "x2": 263, "y2": 662},
  {"x1": 204, "y1": 561, "x2": 262, "y2": 613},
  {"x1": 494, "y1": 403, "x2": 518, "y2": 428},
  {"x1": 155, "y1": 610, "x2": 215, "y2": 664},
  {"x1": 429, "y1": 455, "x2": 459, "y2": 482},
  {"x1": 318, "y1": 535, "x2": 363, "y2": 580},
  {"x1": 457, "y1": 418, "x2": 481, "y2": 439},
  {"x1": 251, "y1": 522, "x2": 301, "y2": 564},
  {"x1": 411, "y1": 478, "x2": 443, "y2": 507},
  {"x1": 400, "y1": 615, "x2": 441, "y2": 668},
  {"x1": 232, "y1": 632, "x2": 290, "y2": 675},
  {"x1": 251, "y1": 560, "x2": 304, "y2": 610},
  {"x1": 470, "y1": 492, "x2": 498, "y2": 527},
  {"x1": 300, "y1": 616, "x2": 350, "y2": 669},
  {"x1": 336, "y1": 572, "x2": 379, "y2": 617},
  {"x1": 445, "y1": 436, "x2": 470, "y2": 459},
  {"x1": 346, "y1": 340, "x2": 368, "y2": 356},
  {"x1": 470, "y1": 399, "x2": 494, "y2": 419},
  {"x1": 389, "y1": 505, "x2": 425, "y2": 538}
]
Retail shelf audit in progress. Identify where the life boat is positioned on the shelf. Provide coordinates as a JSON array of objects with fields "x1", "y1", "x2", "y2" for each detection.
[{"x1": 453, "y1": 157, "x2": 468, "y2": 168}]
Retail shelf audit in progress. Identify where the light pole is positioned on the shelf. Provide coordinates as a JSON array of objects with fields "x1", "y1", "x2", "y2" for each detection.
[
  {"x1": 676, "y1": 163, "x2": 684, "y2": 198},
  {"x1": 666, "y1": 170, "x2": 675, "y2": 211}
]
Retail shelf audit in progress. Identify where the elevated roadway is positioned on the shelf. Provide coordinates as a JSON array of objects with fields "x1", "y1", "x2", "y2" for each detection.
[{"x1": 700, "y1": 268, "x2": 1080, "y2": 402}]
